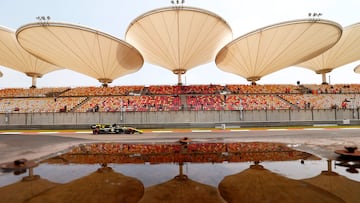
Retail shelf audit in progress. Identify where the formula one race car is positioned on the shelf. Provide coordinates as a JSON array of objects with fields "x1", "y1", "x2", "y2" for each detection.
[{"x1": 91, "y1": 124, "x2": 143, "y2": 135}]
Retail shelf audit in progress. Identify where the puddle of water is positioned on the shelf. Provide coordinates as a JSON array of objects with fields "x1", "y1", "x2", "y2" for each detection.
[
  {"x1": 0, "y1": 142, "x2": 359, "y2": 202},
  {"x1": 1, "y1": 159, "x2": 359, "y2": 188}
]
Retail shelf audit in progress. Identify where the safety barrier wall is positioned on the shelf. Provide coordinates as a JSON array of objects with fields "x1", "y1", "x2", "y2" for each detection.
[{"x1": 0, "y1": 109, "x2": 358, "y2": 127}]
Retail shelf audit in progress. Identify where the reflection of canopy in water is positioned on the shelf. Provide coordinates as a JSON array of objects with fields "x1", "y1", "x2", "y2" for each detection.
[
  {"x1": 138, "y1": 163, "x2": 225, "y2": 203},
  {"x1": 0, "y1": 175, "x2": 58, "y2": 202},
  {"x1": 0, "y1": 163, "x2": 58, "y2": 203},
  {"x1": 125, "y1": 6, "x2": 232, "y2": 85},
  {"x1": 16, "y1": 22, "x2": 144, "y2": 87},
  {"x1": 0, "y1": 26, "x2": 61, "y2": 88},
  {"x1": 302, "y1": 160, "x2": 360, "y2": 203},
  {"x1": 215, "y1": 19, "x2": 342, "y2": 84},
  {"x1": 218, "y1": 163, "x2": 345, "y2": 203},
  {"x1": 297, "y1": 23, "x2": 360, "y2": 84},
  {"x1": 27, "y1": 166, "x2": 144, "y2": 203}
]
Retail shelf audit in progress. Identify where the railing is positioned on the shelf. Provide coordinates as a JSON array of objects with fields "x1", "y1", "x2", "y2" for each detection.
[{"x1": 0, "y1": 108, "x2": 358, "y2": 128}]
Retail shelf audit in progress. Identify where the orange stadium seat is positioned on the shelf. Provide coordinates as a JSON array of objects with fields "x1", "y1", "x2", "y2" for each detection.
[{"x1": 1, "y1": 84, "x2": 359, "y2": 113}]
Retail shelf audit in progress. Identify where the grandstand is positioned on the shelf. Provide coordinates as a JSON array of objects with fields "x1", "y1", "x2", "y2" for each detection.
[
  {"x1": 0, "y1": 83, "x2": 359, "y2": 129},
  {"x1": 1, "y1": 3, "x2": 359, "y2": 129}
]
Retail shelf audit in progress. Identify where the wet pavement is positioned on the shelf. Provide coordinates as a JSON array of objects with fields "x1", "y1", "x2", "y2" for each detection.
[{"x1": 1, "y1": 127, "x2": 360, "y2": 164}]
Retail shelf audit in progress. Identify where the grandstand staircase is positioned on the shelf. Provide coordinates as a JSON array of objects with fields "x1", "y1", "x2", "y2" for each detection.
[
  {"x1": 295, "y1": 85, "x2": 311, "y2": 94},
  {"x1": 141, "y1": 86, "x2": 149, "y2": 95},
  {"x1": 45, "y1": 88, "x2": 71, "y2": 98},
  {"x1": 180, "y1": 95, "x2": 187, "y2": 110},
  {"x1": 276, "y1": 95, "x2": 300, "y2": 109},
  {"x1": 70, "y1": 97, "x2": 91, "y2": 112}
]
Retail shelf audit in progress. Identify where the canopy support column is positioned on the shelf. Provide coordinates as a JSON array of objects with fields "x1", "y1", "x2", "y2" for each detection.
[
  {"x1": 327, "y1": 159, "x2": 332, "y2": 172},
  {"x1": 316, "y1": 69, "x2": 332, "y2": 85},
  {"x1": 247, "y1": 76, "x2": 261, "y2": 86},
  {"x1": 321, "y1": 73, "x2": 327, "y2": 84},
  {"x1": 173, "y1": 69, "x2": 186, "y2": 85},
  {"x1": 26, "y1": 72, "x2": 42, "y2": 88},
  {"x1": 31, "y1": 77, "x2": 37, "y2": 88},
  {"x1": 98, "y1": 78, "x2": 113, "y2": 87}
]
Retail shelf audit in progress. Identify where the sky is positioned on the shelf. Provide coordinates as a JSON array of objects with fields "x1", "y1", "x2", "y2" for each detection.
[{"x1": 1, "y1": 0, "x2": 360, "y2": 88}]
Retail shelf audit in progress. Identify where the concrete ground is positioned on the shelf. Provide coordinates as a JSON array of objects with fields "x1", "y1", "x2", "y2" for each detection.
[{"x1": 1, "y1": 127, "x2": 360, "y2": 164}]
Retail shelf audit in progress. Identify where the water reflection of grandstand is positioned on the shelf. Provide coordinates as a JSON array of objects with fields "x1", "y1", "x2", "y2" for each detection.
[
  {"x1": 0, "y1": 84, "x2": 360, "y2": 113},
  {"x1": 44, "y1": 142, "x2": 317, "y2": 164}
]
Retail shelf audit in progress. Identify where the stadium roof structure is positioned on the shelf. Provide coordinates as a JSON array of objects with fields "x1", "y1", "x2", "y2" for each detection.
[
  {"x1": 125, "y1": 6, "x2": 233, "y2": 85},
  {"x1": 215, "y1": 19, "x2": 342, "y2": 84},
  {"x1": 16, "y1": 22, "x2": 144, "y2": 87},
  {"x1": 0, "y1": 26, "x2": 60, "y2": 88},
  {"x1": 354, "y1": 64, "x2": 360, "y2": 74},
  {"x1": 297, "y1": 23, "x2": 360, "y2": 84}
]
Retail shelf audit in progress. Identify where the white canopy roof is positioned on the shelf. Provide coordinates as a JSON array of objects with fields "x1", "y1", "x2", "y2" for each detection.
[
  {"x1": 354, "y1": 64, "x2": 360, "y2": 74},
  {"x1": 0, "y1": 26, "x2": 60, "y2": 87},
  {"x1": 125, "y1": 6, "x2": 233, "y2": 84},
  {"x1": 297, "y1": 23, "x2": 360, "y2": 75},
  {"x1": 16, "y1": 22, "x2": 144, "y2": 86},
  {"x1": 215, "y1": 19, "x2": 342, "y2": 83}
]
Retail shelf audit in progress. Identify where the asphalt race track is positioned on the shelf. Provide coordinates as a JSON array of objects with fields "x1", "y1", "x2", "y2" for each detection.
[{"x1": 1, "y1": 127, "x2": 360, "y2": 163}]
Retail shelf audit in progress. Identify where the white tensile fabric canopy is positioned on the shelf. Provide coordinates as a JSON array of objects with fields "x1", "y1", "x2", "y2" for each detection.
[
  {"x1": 297, "y1": 23, "x2": 360, "y2": 84},
  {"x1": 16, "y1": 22, "x2": 144, "y2": 86},
  {"x1": 354, "y1": 64, "x2": 360, "y2": 74},
  {"x1": 0, "y1": 26, "x2": 60, "y2": 87},
  {"x1": 125, "y1": 6, "x2": 233, "y2": 84},
  {"x1": 215, "y1": 19, "x2": 342, "y2": 83}
]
